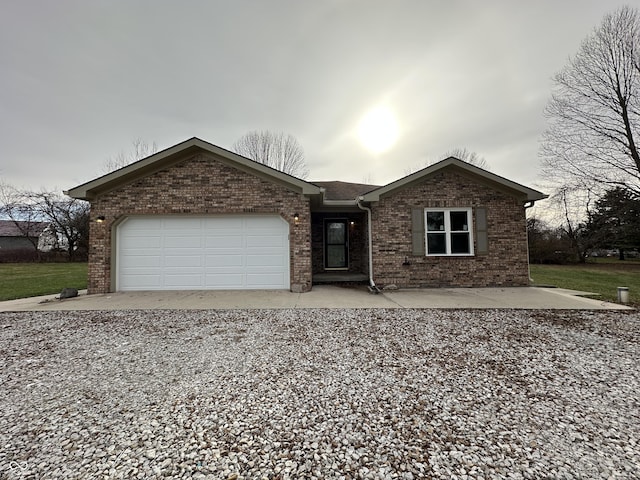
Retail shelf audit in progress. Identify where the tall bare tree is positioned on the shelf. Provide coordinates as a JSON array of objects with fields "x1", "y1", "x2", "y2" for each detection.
[
  {"x1": 541, "y1": 6, "x2": 640, "y2": 196},
  {"x1": 232, "y1": 130, "x2": 309, "y2": 179},
  {"x1": 102, "y1": 138, "x2": 158, "y2": 174},
  {"x1": 443, "y1": 147, "x2": 490, "y2": 170}
]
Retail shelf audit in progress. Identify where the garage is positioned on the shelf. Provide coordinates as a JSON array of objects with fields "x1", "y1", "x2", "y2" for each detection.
[{"x1": 116, "y1": 215, "x2": 290, "y2": 291}]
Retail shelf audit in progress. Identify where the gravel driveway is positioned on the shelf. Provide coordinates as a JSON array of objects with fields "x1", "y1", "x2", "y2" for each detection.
[{"x1": 1, "y1": 309, "x2": 638, "y2": 479}]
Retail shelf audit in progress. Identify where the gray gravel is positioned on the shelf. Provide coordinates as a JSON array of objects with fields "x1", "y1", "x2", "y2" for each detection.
[{"x1": 1, "y1": 309, "x2": 638, "y2": 479}]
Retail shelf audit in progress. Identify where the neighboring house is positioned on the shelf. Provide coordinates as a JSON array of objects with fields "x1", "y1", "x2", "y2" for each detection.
[
  {"x1": 65, "y1": 137, "x2": 546, "y2": 294},
  {"x1": 0, "y1": 220, "x2": 49, "y2": 251}
]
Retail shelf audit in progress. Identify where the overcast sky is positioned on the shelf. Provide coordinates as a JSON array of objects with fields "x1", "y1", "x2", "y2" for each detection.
[{"x1": 1, "y1": 0, "x2": 636, "y2": 194}]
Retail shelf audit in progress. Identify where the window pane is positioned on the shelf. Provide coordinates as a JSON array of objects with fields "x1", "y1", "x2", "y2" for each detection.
[
  {"x1": 327, "y1": 245, "x2": 346, "y2": 268},
  {"x1": 451, "y1": 233, "x2": 470, "y2": 254},
  {"x1": 427, "y1": 233, "x2": 446, "y2": 254},
  {"x1": 427, "y1": 211, "x2": 445, "y2": 231},
  {"x1": 327, "y1": 222, "x2": 345, "y2": 244},
  {"x1": 450, "y1": 211, "x2": 468, "y2": 231}
]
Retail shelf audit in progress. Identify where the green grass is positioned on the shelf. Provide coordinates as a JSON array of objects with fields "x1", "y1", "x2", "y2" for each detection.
[
  {"x1": 0, "y1": 263, "x2": 88, "y2": 301},
  {"x1": 530, "y1": 262, "x2": 640, "y2": 304}
]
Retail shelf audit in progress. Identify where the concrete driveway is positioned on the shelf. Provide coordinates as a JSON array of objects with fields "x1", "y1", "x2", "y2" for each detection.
[{"x1": 0, "y1": 285, "x2": 631, "y2": 311}]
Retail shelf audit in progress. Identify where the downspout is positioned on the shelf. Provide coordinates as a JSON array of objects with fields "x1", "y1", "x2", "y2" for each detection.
[
  {"x1": 357, "y1": 196, "x2": 381, "y2": 294},
  {"x1": 524, "y1": 200, "x2": 536, "y2": 283}
]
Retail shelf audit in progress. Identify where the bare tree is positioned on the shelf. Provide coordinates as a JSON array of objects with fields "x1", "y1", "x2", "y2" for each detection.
[
  {"x1": 405, "y1": 147, "x2": 490, "y2": 175},
  {"x1": 549, "y1": 186, "x2": 599, "y2": 263},
  {"x1": 541, "y1": 6, "x2": 640, "y2": 196},
  {"x1": 232, "y1": 131, "x2": 309, "y2": 179},
  {"x1": 443, "y1": 147, "x2": 490, "y2": 170},
  {"x1": 102, "y1": 138, "x2": 158, "y2": 174},
  {"x1": 25, "y1": 191, "x2": 90, "y2": 261}
]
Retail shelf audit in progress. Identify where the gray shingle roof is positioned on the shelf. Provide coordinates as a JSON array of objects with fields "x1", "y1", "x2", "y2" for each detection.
[
  {"x1": 0, "y1": 220, "x2": 48, "y2": 237},
  {"x1": 311, "y1": 181, "x2": 380, "y2": 201}
]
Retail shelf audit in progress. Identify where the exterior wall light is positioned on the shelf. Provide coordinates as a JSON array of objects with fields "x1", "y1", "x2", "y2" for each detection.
[
  {"x1": 96, "y1": 216, "x2": 106, "y2": 223},
  {"x1": 294, "y1": 213, "x2": 299, "y2": 224}
]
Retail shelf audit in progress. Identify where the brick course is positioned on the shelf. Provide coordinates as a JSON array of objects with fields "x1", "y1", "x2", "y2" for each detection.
[
  {"x1": 370, "y1": 169, "x2": 530, "y2": 287},
  {"x1": 87, "y1": 153, "x2": 311, "y2": 293}
]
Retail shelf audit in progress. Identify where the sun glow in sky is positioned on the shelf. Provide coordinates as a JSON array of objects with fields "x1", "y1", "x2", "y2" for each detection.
[
  {"x1": 357, "y1": 106, "x2": 399, "y2": 154},
  {"x1": 0, "y1": 1, "x2": 624, "y2": 190}
]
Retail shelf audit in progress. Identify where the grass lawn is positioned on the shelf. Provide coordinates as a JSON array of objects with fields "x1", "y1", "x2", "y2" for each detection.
[
  {"x1": 0, "y1": 263, "x2": 88, "y2": 301},
  {"x1": 530, "y1": 260, "x2": 640, "y2": 304}
]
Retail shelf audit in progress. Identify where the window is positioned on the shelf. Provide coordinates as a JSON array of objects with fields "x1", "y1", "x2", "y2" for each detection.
[{"x1": 425, "y1": 208, "x2": 473, "y2": 256}]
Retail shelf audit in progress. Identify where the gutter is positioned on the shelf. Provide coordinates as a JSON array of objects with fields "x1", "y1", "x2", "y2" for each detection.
[{"x1": 356, "y1": 196, "x2": 381, "y2": 294}]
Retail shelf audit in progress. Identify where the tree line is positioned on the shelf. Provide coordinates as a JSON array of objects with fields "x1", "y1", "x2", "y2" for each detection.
[{"x1": 528, "y1": 187, "x2": 640, "y2": 263}]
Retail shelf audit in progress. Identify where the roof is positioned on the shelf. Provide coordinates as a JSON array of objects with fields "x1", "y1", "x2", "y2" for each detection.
[
  {"x1": 65, "y1": 138, "x2": 546, "y2": 205},
  {"x1": 65, "y1": 137, "x2": 322, "y2": 200},
  {"x1": 361, "y1": 157, "x2": 547, "y2": 203},
  {"x1": 0, "y1": 220, "x2": 49, "y2": 237},
  {"x1": 312, "y1": 181, "x2": 380, "y2": 200}
]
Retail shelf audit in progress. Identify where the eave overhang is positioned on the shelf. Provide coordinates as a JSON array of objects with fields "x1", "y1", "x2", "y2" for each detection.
[
  {"x1": 65, "y1": 137, "x2": 322, "y2": 200},
  {"x1": 360, "y1": 157, "x2": 548, "y2": 204}
]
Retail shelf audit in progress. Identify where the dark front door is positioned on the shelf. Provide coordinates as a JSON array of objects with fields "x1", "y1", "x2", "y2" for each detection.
[{"x1": 325, "y1": 219, "x2": 348, "y2": 269}]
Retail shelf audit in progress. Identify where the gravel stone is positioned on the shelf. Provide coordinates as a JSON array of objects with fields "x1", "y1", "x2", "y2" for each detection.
[{"x1": 0, "y1": 309, "x2": 638, "y2": 479}]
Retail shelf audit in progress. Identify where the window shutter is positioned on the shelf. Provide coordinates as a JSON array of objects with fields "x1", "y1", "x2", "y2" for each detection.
[
  {"x1": 411, "y1": 208, "x2": 425, "y2": 256},
  {"x1": 476, "y1": 207, "x2": 488, "y2": 254}
]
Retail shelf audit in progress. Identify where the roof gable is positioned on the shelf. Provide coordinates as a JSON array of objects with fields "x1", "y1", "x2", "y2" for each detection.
[
  {"x1": 362, "y1": 157, "x2": 547, "y2": 203},
  {"x1": 65, "y1": 137, "x2": 321, "y2": 200}
]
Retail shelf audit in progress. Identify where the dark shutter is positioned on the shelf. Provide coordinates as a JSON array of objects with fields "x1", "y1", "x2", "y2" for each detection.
[
  {"x1": 411, "y1": 208, "x2": 425, "y2": 256},
  {"x1": 476, "y1": 207, "x2": 488, "y2": 254}
]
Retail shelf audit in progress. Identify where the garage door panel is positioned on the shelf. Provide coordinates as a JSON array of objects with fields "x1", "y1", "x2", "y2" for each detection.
[
  {"x1": 163, "y1": 274, "x2": 204, "y2": 288},
  {"x1": 205, "y1": 236, "x2": 244, "y2": 248},
  {"x1": 163, "y1": 217, "x2": 203, "y2": 229},
  {"x1": 205, "y1": 274, "x2": 245, "y2": 287},
  {"x1": 119, "y1": 255, "x2": 162, "y2": 267},
  {"x1": 119, "y1": 236, "x2": 163, "y2": 249},
  {"x1": 204, "y1": 217, "x2": 243, "y2": 228},
  {"x1": 123, "y1": 218, "x2": 163, "y2": 230},
  {"x1": 117, "y1": 215, "x2": 290, "y2": 290},
  {"x1": 164, "y1": 255, "x2": 202, "y2": 267},
  {"x1": 164, "y1": 236, "x2": 202, "y2": 248},
  {"x1": 246, "y1": 248, "x2": 287, "y2": 258},
  {"x1": 203, "y1": 249, "x2": 244, "y2": 258},
  {"x1": 246, "y1": 254, "x2": 286, "y2": 267},
  {"x1": 205, "y1": 255, "x2": 243, "y2": 267},
  {"x1": 246, "y1": 273, "x2": 287, "y2": 287},
  {"x1": 119, "y1": 274, "x2": 162, "y2": 289},
  {"x1": 246, "y1": 235, "x2": 286, "y2": 248}
]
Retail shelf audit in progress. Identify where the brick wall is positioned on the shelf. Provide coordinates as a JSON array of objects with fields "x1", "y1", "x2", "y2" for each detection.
[
  {"x1": 87, "y1": 153, "x2": 312, "y2": 293},
  {"x1": 371, "y1": 169, "x2": 530, "y2": 287}
]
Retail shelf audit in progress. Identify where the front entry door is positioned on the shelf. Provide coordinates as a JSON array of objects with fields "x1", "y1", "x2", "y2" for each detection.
[{"x1": 325, "y1": 220, "x2": 349, "y2": 269}]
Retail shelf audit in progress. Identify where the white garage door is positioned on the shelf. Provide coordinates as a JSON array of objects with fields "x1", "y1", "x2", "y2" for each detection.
[{"x1": 116, "y1": 215, "x2": 290, "y2": 291}]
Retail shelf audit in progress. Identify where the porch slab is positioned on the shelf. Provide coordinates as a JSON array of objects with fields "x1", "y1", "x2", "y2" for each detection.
[{"x1": 313, "y1": 273, "x2": 369, "y2": 283}]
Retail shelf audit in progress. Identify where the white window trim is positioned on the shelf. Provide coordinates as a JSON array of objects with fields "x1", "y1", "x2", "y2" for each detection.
[{"x1": 424, "y1": 207, "x2": 474, "y2": 256}]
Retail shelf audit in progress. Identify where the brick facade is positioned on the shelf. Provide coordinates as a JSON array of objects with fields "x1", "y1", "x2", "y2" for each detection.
[
  {"x1": 87, "y1": 153, "x2": 312, "y2": 294},
  {"x1": 369, "y1": 169, "x2": 530, "y2": 288}
]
